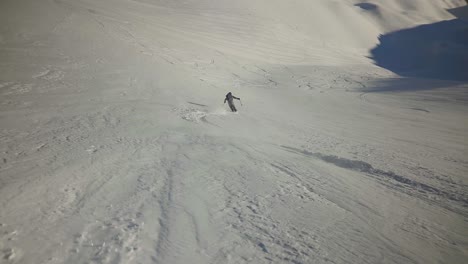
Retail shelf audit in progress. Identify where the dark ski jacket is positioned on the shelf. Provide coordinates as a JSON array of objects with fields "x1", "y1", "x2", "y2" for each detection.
[{"x1": 224, "y1": 92, "x2": 240, "y2": 104}]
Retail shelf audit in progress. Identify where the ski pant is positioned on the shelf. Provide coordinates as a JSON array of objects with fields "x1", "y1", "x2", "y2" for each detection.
[{"x1": 228, "y1": 101, "x2": 237, "y2": 112}]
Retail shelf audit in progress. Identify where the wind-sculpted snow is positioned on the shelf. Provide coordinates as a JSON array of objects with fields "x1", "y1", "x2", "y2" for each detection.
[
  {"x1": 0, "y1": 0, "x2": 467, "y2": 263},
  {"x1": 282, "y1": 146, "x2": 468, "y2": 215}
]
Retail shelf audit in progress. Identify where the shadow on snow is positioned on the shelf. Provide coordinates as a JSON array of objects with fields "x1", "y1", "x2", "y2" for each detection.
[{"x1": 370, "y1": 18, "x2": 468, "y2": 82}]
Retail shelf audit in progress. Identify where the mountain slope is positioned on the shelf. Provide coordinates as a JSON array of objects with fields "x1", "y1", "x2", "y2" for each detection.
[{"x1": 0, "y1": 0, "x2": 467, "y2": 263}]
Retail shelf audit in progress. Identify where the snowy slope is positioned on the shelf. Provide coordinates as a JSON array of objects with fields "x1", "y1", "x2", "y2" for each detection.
[{"x1": 1, "y1": 0, "x2": 467, "y2": 263}]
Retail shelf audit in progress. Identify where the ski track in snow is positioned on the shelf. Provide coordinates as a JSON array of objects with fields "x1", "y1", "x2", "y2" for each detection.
[{"x1": 1, "y1": 0, "x2": 467, "y2": 263}]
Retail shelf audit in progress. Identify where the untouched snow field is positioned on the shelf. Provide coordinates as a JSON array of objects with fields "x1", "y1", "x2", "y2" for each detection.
[{"x1": 1, "y1": 0, "x2": 467, "y2": 263}]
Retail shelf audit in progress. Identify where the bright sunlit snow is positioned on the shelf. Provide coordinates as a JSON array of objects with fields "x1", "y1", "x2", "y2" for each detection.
[{"x1": 1, "y1": 0, "x2": 467, "y2": 263}]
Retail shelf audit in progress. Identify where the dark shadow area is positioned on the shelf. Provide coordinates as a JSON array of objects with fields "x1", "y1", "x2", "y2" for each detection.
[
  {"x1": 448, "y1": 4, "x2": 468, "y2": 21},
  {"x1": 354, "y1": 3, "x2": 378, "y2": 11},
  {"x1": 187, "y1": 101, "x2": 208, "y2": 107},
  {"x1": 370, "y1": 19, "x2": 468, "y2": 81},
  {"x1": 408, "y1": 107, "x2": 430, "y2": 113}
]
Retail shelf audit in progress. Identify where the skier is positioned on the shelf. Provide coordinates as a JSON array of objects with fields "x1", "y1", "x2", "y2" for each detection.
[{"x1": 224, "y1": 92, "x2": 241, "y2": 112}]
